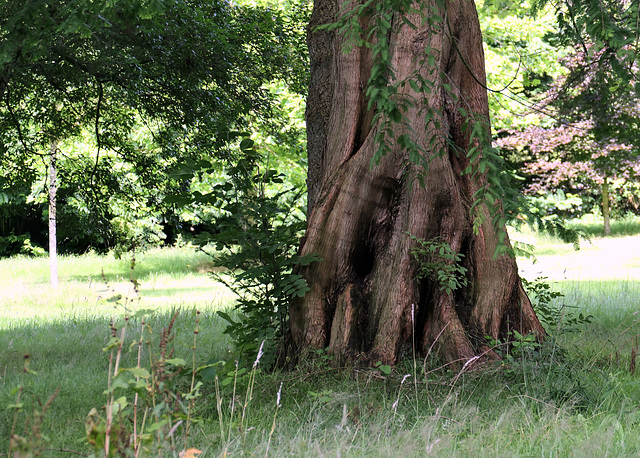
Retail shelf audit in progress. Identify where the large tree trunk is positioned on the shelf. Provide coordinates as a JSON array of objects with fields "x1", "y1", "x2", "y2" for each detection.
[{"x1": 289, "y1": 0, "x2": 544, "y2": 366}]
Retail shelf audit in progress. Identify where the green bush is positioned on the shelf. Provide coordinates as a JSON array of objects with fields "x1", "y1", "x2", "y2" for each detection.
[
  {"x1": 527, "y1": 190, "x2": 583, "y2": 219},
  {"x1": 195, "y1": 138, "x2": 319, "y2": 368}
]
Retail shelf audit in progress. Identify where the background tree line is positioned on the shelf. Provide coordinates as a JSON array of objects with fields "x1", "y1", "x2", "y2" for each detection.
[{"x1": 2, "y1": 0, "x2": 638, "y2": 258}]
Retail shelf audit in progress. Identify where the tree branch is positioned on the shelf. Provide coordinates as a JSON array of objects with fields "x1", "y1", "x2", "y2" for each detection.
[
  {"x1": 90, "y1": 79, "x2": 104, "y2": 189},
  {"x1": 5, "y1": 85, "x2": 41, "y2": 156}
]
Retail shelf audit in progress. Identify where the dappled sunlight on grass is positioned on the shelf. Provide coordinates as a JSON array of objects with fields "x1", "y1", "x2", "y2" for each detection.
[
  {"x1": 517, "y1": 233, "x2": 640, "y2": 282},
  {"x1": 0, "y1": 247, "x2": 235, "y2": 328}
]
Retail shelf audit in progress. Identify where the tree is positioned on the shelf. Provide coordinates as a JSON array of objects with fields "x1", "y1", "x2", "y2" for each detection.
[
  {"x1": 498, "y1": 119, "x2": 640, "y2": 236},
  {"x1": 48, "y1": 142, "x2": 59, "y2": 287},
  {"x1": 496, "y1": 10, "x2": 640, "y2": 236},
  {"x1": 550, "y1": 44, "x2": 640, "y2": 235},
  {"x1": 288, "y1": 0, "x2": 545, "y2": 366},
  {"x1": 0, "y1": 0, "x2": 304, "y2": 255},
  {"x1": 478, "y1": 0, "x2": 569, "y2": 132}
]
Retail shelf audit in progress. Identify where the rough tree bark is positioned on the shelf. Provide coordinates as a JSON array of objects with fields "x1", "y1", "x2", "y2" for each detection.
[{"x1": 289, "y1": 0, "x2": 545, "y2": 366}]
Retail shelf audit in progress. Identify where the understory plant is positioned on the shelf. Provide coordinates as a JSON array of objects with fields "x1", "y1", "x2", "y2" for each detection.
[
  {"x1": 408, "y1": 234, "x2": 468, "y2": 295},
  {"x1": 194, "y1": 137, "x2": 320, "y2": 368},
  {"x1": 5, "y1": 269, "x2": 207, "y2": 457},
  {"x1": 522, "y1": 276, "x2": 593, "y2": 333},
  {"x1": 84, "y1": 270, "x2": 205, "y2": 457}
]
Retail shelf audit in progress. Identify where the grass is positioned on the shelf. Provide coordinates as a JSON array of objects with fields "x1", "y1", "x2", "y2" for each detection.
[
  {"x1": 1, "y1": 227, "x2": 640, "y2": 456},
  {"x1": 567, "y1": 213, "x2": 640, "y2": 238},
  {"x1": 0, "y1": 247, "x2": 234, "y2": 326}
]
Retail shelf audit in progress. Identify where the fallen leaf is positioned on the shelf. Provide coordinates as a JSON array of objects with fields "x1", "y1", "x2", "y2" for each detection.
[{"x1": 180, "y1": 448, "x2": 203, "y2": 458}]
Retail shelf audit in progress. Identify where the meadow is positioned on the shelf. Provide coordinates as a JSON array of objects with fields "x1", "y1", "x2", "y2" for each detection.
[{"x1": 2, "y1": 221, "x2": 640, "y2": 456}]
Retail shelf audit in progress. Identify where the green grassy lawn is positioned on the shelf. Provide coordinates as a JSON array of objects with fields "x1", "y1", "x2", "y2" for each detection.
[
  {"x1": 0, "y1": 247, "x2": 235, "y2": 325},
  {"x1": 2, "y1": 231, "x2": 640, "y2": 456}
]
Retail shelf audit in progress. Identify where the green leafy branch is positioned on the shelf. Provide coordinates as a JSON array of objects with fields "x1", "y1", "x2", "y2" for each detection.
[
  {"x1": 190, "y1": 136, "x2": 320, "y2": 368},
  {"x1": 409, "y1": 234, "x2": 468, "y2": 295}
]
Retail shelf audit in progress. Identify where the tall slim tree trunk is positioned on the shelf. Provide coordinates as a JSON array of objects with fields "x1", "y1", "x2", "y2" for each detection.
[
  {"x1": 49, "y1": 141, "x2": 59, "y2": 288},
  {"x1": 289, "y1": 0, "x2": 544, "y2": 366},
  {"x1": 602, "y1": 176, "x2": 611, "y2": 236}
]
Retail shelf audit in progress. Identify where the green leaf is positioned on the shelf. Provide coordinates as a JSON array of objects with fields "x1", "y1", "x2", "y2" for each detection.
[
  {"x1": 240, "y1": 138, "x2": 255, "y2": 151},
  {"x1": 103, "y1": 377, "x2": 130, "y2": 394},
  {"x1": 165, "y1": 358, "x2": 187, "y2": 367},
  {"x1": 102, "y1": 337, "x2": 121, "y2": 352},
  {"x1": 131, "y1": 309, "x2": 155, "y2": 319},
  {"x1": 146, "y1": 419, "x2": 169, "y2": 432},
  {"x1": 217, "y1": 311, "x2": 236, "y2": 325},
  {"x1": 123, "y1": 367, "x2": 150, "y2": 378}
]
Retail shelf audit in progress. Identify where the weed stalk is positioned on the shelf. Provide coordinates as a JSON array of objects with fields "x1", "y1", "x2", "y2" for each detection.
[
  {"x1": 265, "y1": 382, "x2": 283, "y2": 457},
  {"x1": 183, "y1": 310, "x2": 201, "y2": 451}
]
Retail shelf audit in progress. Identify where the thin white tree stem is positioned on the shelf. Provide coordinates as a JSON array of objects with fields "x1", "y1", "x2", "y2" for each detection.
[{"x1": 49, "y1": 141, "x2": 59, "y2": 288}]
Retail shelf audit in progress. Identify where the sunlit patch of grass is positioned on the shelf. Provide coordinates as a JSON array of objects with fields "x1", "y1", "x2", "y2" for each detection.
[
  {"x1": 567, "y1": 213, "x2": 640, "y2": 237},
  {"x1": 511, "y1": 215, "x2": 640, "y2": 257},
  {"x1": 0, "y1": 246, "x2": 214, "y2": 285},
  {"x1": 0, "y1": 247, "x2": 235, "y2": 328},
  {"x1": 516, "y1": 230, "x2": 640, "y2": 282}
]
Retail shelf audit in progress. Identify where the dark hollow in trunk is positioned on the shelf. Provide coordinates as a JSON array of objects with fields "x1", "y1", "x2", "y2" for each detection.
[{"x1": 289, "y1": 0, "x2": 545, "y2": 366}]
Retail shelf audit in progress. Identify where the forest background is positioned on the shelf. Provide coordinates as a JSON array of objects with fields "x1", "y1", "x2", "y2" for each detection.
[
  {"x1": 2, "y1": 0, "x2": 640, "y2": 455},
  {"x1": 2, "y1": 0, "x2": 638, "y2": 260}
]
